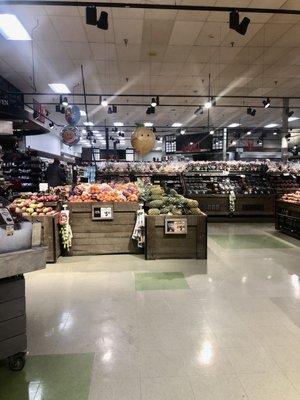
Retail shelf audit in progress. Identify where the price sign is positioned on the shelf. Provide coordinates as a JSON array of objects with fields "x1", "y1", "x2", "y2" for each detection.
[{"x1": 92, "y1": 204, "x2": 114, "y2": 220}]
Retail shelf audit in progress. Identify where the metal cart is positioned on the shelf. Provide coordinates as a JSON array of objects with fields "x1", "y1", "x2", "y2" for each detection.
[{"x1": 0, "y1": 247, "x2": 47, "y2": 371}]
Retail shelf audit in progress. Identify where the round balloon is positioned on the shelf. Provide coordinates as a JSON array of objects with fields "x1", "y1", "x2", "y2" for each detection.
[
  {"x1": 61, "y1": 125, "x2": 80, "y2": 146},
  {"x1": 65, "y1": 105, "x2": 81, "y2": 126},
  {"x1": 131, "y1": 127, "x2": 156, "y2": 155}
]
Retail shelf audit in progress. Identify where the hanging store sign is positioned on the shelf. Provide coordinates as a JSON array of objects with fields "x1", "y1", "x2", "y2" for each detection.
[
  {"x1": 61, "y1": 125, "x2": 80, "y2": 146},
  {"x1": 33, "y1": 99, "x2": 46, "y2": 123},
  {"x1": 165, "y1": 218, "x2": 187, "y2": 235},
  {"x1": 92, "y1": 204, "x2": 114, "y2": 220},
  {"x1": 65, "y1": 105, "x2": 81, "y2": 126}
]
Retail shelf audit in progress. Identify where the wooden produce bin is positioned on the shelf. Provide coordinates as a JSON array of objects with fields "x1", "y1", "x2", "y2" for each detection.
[
  {"x1": 68, "y1": 202, "x2": 139, "y2": 256},
  {"x1": 275, "y1": 200, "x2": 300, "y2": 239},
  {"x1": 145, "y1": 214, "x2": 207, "y2": 261},
  {"x1": 234, "y1": 195, "x2": 275, "y2": 217},
  {"x1": 193, "y1": 195, "x2": 229, "y2": 216},
  {"x1": 29, "y1": 214, "x2": 61, "y2": 263}
]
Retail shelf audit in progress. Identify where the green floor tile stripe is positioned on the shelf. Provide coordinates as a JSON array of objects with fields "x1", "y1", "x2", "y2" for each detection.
[
  {"x1": 0, "y1": 353, "x2": 94, "y2": 400},
  {"x1": 210, "y1": 234, "x2": 292, "y2": 249},
  {"x1": 135, "y1": 272, "x2": 190, "y2": 290}
]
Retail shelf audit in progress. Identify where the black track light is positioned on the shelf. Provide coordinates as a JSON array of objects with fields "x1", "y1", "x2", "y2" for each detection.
[
  {"x1": 97, "y1": 11, "x2": 108, "y2": 30},
  {"x1": 60, "y1": 107, "x2": 65, "y2": 114},
  {"x1": 49, "y1": 121, "x2": 54, "y2": 129},
  {"x1": 150, "y1": 96, "x2": 159, "y2": 107},
  {"x1": 112, "y1": 105, "x2": 117, "y2": 113},
  {"x1": 229, "y1": 10, "x2": 250, "y2": 36},
  {"x1": 287, "y1": 109, "x2": 294, "y2": 118},
  {"x1": 194, "y1": 106, "x2": 204, "y2": 115},
  {"x1": 285, "y1": 133, "x2": 291, "y2": 141},
  {"x1": 247, "y1": 107, "x2": 256, "y2": 117},
  {"x1": 86, "y1": 6, "x2": 97, "y2": 26},
  {"x1": 55, "y1": 104, "x2": 60, "y2": 113},
  {"x1": 62, "y1": 97, "x2": 68, "y2": 107},
  {"x1": 263, "y1": 98, "x2": 271, "y2": 108},
  {"x1": 153, "y1": 127, "x2": 157, "y2": 133}
]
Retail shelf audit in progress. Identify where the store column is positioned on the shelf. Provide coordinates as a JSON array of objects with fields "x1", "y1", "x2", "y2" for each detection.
[{"x1": 281, "y1": 98, "x2": 289, "y2": 162}]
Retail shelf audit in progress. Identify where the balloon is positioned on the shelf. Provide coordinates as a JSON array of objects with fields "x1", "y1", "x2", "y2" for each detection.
[
  {"x1": 131, "y1": 127, "x2": 156, "y2": 155},
  {"x1": 61, "y1": 125, "x2": 80, "y2": 146},
  {"x1": 65, "y1": 105, "x2": 81, "y2": 125}
]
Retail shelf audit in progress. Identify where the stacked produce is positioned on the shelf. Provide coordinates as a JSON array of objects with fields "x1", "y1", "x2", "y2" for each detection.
[
  {"x1": 10, "y1": 198, "x2": 57, "y2": 217},
  {"x1": 68, "y1": 182, "x2": 139, "y2": 202},
  {"x1": 143, "y1": 185, "x2": 202, "y2": 216},
  {"x1": 186, "y1": 161, "x2": 267, "y2": 173},
  {"x1": 100, "y1": 161, "x2": 186, "y2": 175},
  {"x1": 17, "y1": 193, "x2": 59, "y2": 203},
  {"x1": 281, "y1": 191, "x2": 300, "y2": 205}
]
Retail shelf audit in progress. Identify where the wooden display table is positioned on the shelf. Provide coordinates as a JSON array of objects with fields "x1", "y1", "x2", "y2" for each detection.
[
  {"x1": 234, "y1": 195, "x2": 275, "y2": 217},
  {"x1": 275, "y1": 200, "x2": 300, "y2": 239},
  {"x1": 0, "y1": 247, "x2": 47, "y2": 370},
  {"x1": 68, "y1": 202, "x2": 140, "y2": 255},
  {"x1": 145, "y1": 214, "x2": 207, "y2": 261}
]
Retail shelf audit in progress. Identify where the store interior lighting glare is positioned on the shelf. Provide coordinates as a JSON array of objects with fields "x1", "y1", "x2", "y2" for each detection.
[
  {"x1": 48, "y1": 83, "x2": 71, "y2": 94},
  {"x1": 0, "y1": 14, "x2": 31, "y2": 40}
]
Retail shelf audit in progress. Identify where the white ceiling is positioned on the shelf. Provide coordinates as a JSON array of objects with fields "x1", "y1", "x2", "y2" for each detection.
[{"x1": 1, "y1": 0, "x2": 300, "y2": 144}]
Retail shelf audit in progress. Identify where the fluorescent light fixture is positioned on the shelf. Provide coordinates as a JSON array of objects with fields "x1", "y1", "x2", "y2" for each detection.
[
  {"x1": 209, "y1": 130, "x2": 214, "y2": 135},
  {"x1": 144, "y1": 122, "x2": 153, "y2": 127},
  {"x1": 92, "y1": 130, "x2": 100, "y2": 134},
  {"x1": 246, "y1": 131, "x2": 252, "y2": 135},
  {"x1": 48, "y1": 83, "x2": 70, "y2": 94},
  {"x1": 288, "y1": 116, "x2": 299, "y2": 122},
  {"x1": 80, "y1": 110, "x2": 86, "y2": 116},
  {"x1": 204, "y1": 101, "x2": 212, "y2": 109},
  {"x1": 172, "y1": 122, "x2": 182, "y2": 127},
  {"x1": 114, "y1": 122, "x2": 124, "y2": 127},
  {"x1": 83, "y1": 121, "x2": 94, "y2": 126},
  {"x1": 228, "y1": 123, "x2": 241, "y2": 128},
  {"x1": 0, "y1": 14, "x2": 31, "y2": 41},
  {"x1": 264, "y1": 123, "x2": 278, "y2": 128}
]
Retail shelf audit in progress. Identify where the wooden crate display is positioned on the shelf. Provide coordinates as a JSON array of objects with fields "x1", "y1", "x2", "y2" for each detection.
[
  {"x1": 234, "y1": 195, "x2": 275, "y2": 216},
  {"x1": 68, "y1": 202, "x2": 139, "y2": 256},
  {"x1": 0, "y1": 276, "x2": 26, "y2": 360},
  {"x1": 145, "y1": 214, "x2": 207, "y2": 261},
  {"x1": 30, "y1": 214, "x2": 61, "y2": 263},
  {"x1": 193, "y1": 195, "x2": 229, "y2": 216}
]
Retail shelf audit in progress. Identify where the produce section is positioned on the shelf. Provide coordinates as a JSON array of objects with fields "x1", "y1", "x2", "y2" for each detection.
[{"x1": 275, "y1": 192, "x2": 300, "y2": 239}]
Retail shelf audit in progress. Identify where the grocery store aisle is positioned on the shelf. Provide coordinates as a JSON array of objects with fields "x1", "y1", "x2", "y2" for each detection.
[{"x1": 0, "y1": 223, "x2": 300, "y2": 400}]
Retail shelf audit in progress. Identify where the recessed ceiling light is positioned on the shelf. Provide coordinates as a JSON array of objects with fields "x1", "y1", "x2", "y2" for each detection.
[
  {"x1": 144, "y1": 122, "x2": 153, "y2": 127},
  {"x1": 264, "y1": 123, "x2": 278, "y2": 128},
  {"x1": 80, "y1": 110, "x2": 86, "y2": 116},
  {"x1": 48, "y1": 83, "x2": 71, "y2": 94},
  {"x1": 172, "y1": 123, "x2": 182, "y2": 127},
  {"x1": 114, "y1": 122, "x2": 124, "y2": 127},
  {"x1": 0, "y1": 14, "x2": 31, "y2": 41},
  {"x1": 228, "y1": 123, "x2": 241, "y2": 128},
  {"x1": 288, "y1": 116, "x2": 299, "y2": 122},
  {"x1": 83, "y1": 121, "x2": 94, "y2": 126},
  {"x1": 246, "y1": 131, "x2": 252, "y2": 135}
]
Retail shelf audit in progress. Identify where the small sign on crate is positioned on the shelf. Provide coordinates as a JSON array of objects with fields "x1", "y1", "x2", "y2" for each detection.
[
  {"x1": 165, "y1": 217, "x2": 187, "y2": 235},
  {"x1": 92, "y1": 204, "x2": 114, "y2": 220}
]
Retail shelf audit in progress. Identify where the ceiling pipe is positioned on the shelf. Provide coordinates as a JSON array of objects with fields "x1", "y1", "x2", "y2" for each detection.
[
  {"x1": 2, "y1": 1, "x2": 300, "y2": 15},
  {"x1": 8, "y1": 92, "x2": 300, "y2": 100}
]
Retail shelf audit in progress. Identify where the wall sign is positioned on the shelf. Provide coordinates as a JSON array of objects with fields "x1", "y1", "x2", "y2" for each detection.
[
  {"x1": 92, "y1": 204, "x2": 114, "y2": 220},
  {"x1": 165, "y1": 218, "x2": 187, "y2": 235},
  {"x1": 61, "y1": 125, "x2": 80, "y2": 146}
]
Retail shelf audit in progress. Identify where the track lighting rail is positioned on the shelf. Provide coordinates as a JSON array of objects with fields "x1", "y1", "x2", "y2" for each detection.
[{"x1": 1, "y1": 1, "x2": 300, "y2": 15}]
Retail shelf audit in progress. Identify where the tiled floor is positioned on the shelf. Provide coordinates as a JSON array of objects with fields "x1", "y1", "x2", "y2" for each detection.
[{"x1": 0, "y1": 223, "x2": 300, "y2": 400}]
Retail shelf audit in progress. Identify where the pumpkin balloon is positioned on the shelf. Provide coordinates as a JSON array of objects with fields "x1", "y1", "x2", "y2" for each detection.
[{"x1": 131, "y1": 127, "x2": 156, "y2": 155}]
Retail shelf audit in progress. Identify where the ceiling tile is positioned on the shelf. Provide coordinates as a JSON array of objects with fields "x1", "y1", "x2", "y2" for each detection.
[
  {"x1": 114, "y1": 19, "x2": 143, "y2": 44},
  {"x1": 65, "y1": 42, "x2": 93, "y2": 59},
  {"x1": 164, "y1": 45, "x2": 191, "y2": 62},
  {"x1": 142, "y1": 19, "x2": 175, "y2": 45},
  {"x1": 50, "y1": 16, "x2": 87, "y2": 42},
  {"x1": 90, "y1": 43, "x2": 117, "y2": 60},
  {"x1": 169, "y1": 21, "x2": 204, "y2": 45},
  {"x1": 116, "y1": 44, "x2": 141, "y2": 61}
]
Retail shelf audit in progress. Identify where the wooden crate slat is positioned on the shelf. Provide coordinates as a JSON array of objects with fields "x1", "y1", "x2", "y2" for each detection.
[
  {"x1": 72, "y1": 224, "x2": 133, "y2": 233},
  {"x1": 70, "y1": 213, "x2": 136, "y2": 225}
]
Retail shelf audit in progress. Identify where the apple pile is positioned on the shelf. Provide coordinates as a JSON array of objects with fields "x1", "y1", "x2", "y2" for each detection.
[
  {"x1": 10, "y1": 198, "x2": 57, "y2": 217},
  {"x1": 19, "y1": 193, "x2": 59, "y2": 203}
]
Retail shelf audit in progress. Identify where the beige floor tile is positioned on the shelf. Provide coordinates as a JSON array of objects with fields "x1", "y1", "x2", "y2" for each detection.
[{"x1": 141, "y1": 377, "x2": 194, "y2": 400}]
